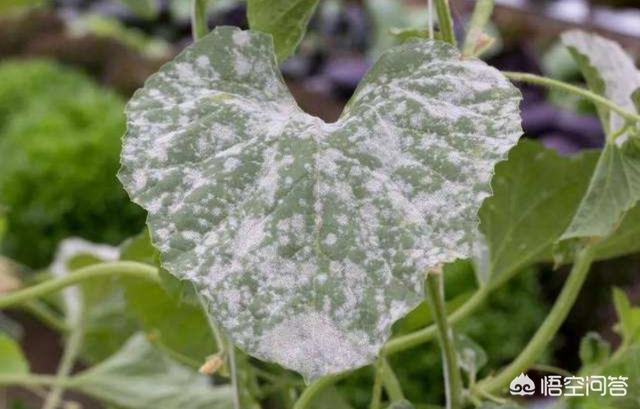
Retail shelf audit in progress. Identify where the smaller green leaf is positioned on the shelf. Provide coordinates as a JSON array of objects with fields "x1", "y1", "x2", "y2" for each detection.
[
  {"x1": 572, "y1": 342, "x2": 640, "y2": 408},
  {"x1": 0, "y1": 333, "x2": 28, "y2": 374},
  {"x1": 568, "y1": 296, "x2": 640, "y2": 409},
  {"x1": 454, "y1": 333, "x2": 487, "y2": 379},
  {"x1": 579, "y1": 331, "x2": 611, "y2": 368},
  {"x1": 561, "y1": 142, "x2": 640, "y2": 241},
  {"x1": 247, "y1": 0, "x2": 320, "y2": 61},
  {"x1": 591, "y1": 204, "x2": 640, "y2": 260},
  {"x1": 71, "y1": 334, "x2": 233, "y2": 409},
  {"x1": 612, "y1": 287, "x2": 640, "y2": 344}
]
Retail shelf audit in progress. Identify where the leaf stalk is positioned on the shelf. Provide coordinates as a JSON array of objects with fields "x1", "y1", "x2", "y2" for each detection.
[
  {"x1": 462, "y1": 0, "x2": 494, "y2": 57},
  {"x1": 504, "y1": 72, "x2": 640, "y2": 125},
  {"x1": 434, "y1": 0, "x2": 457, "y2": 46},
  {"x1": 0, "y1": 262, "x2": 159, "y2": 309},
  {"x1": 191, "y1": 0, "x2": 209, "y2": 41},
  {"x1": 426, "y1": 271, "x2": 464, "y2": 409}
]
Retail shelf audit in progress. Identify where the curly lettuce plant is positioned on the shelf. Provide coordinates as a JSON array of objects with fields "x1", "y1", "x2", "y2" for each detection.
[
  {"x1": 0, "y1": 60, "x2": 146, "y2": 268},
  {"x1": 2, "y1": 1, "x2": 640, "y2": 409}
]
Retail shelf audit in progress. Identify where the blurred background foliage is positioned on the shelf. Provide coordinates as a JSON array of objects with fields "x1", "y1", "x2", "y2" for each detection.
[
  {"x1": 0, "y1": 60, "x2": 145, "y2": 268},
  {"x1": 0, "y1": 1, "x2": 639, "y2": 409}
]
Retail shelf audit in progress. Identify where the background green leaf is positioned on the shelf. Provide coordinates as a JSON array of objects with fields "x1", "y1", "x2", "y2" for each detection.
[
  {"x1": 561, "y1": 142, "x2": 640, "y2": 241},
  {"x1": 479, "y1": 140, "x2": 596, "y2": 281},
  {"x1": 568, "y1": 290, "x2": 640, "y2": 409},
  {"x1": 48, "y1": 238, "x2": 138, "y2": 362},
  {"x1": 454, "y1": 333, "x2": 487, "y2": 380},
  {"x1": 480, "y1": 139, "x2": 640, "y2": 276},
  {"x1": 612, "y1": 287, "x2": 640, "y2": 344},
  {"x1": 0, "y1": 60, "x2": 145, "y2": 269},
  {"x1": 562, "y1": 30, "x2": 640, "y2": 136},
  {"x1": 560, "y1": 30, "x2": 640, "y2": 240},
  {"x1": 71, "y1": 334, "x2": 233, "y2": 409},
  {"x1": 578, "y1": 331, "x2": 611, "y2": 370}
]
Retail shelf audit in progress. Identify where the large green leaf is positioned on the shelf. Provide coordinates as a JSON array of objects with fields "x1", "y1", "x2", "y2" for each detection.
[
  {"x1": 479, "y1": 140, "x2": 597, "y2": 280},
  {"x1": 560, "y1": 30, "x2": 640, "y2": 240},
  {"x1": 119, "y1": 26, "x2": 522, "y2": 378},
  {"x1": 71, "y1": 334, "x2": 233, "y2": 409},
  {"x1": 479, "y1": 139, "x2": 640, "y2": 276},
  {"x1": 0, "y1": 333, "x2": 28, "y2": 374},
  {"x1": 247, "y1": 0, "x2": 320, "y2": 62}
]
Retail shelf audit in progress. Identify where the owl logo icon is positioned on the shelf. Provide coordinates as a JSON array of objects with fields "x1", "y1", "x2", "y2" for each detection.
[{"x1": 509, "y1": 373, "x2": 536, "y2": 396}]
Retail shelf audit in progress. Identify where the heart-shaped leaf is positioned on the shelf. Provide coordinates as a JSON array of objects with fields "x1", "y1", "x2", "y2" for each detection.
[{"x1": 119, "y1": 26, "x2": 522, "y2": 379}]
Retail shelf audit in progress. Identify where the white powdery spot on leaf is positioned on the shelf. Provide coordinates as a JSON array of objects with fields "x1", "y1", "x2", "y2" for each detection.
[
  {"x1": 257, "y1": 312, "x2": 372, "y2": 380},
  {"x1": 119, "y1": 26, "x2": 522, "y2": 379}
]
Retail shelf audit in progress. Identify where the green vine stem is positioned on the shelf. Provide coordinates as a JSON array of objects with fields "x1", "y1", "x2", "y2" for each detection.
[
  {"x1": 191, "y1": 0, "x2": 209, "y2": 40},
  {"x1": 369, "y1": 358, "x2": 385, "y2": 409},
  {"x1": 504, "y1": 72, "x2": 640, "y2": 124},
  {"x1": 462, "y1": 0, "x2": 494, "y2": 57},
  {"x1": 0, "y1": 374, "x2": 69, "y2": 387},
  {"x1": 426, "y1": 271, "x2": 464, "y2": 409},
  {"x1": 434, "y1": 0, "x2": 456, "y2": 46},
  {"x1": 384, "y1": 285, "x2": 489, "y2": 356},
  {"x1": 380, "y1": 358, "x2": 404, "y2": 401},
  {"x1": 0, "y1": 262, "x2": 159, "y2": 309},
  {"x1": 17, "y1": 300, "x2": 69, "y2": 333},
  {"x1": 475, "y1": 245, "x2": 595, "y2": 395},
  {"x1": 42, "y1": 311, "x2": 85, "y2": 409}
]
